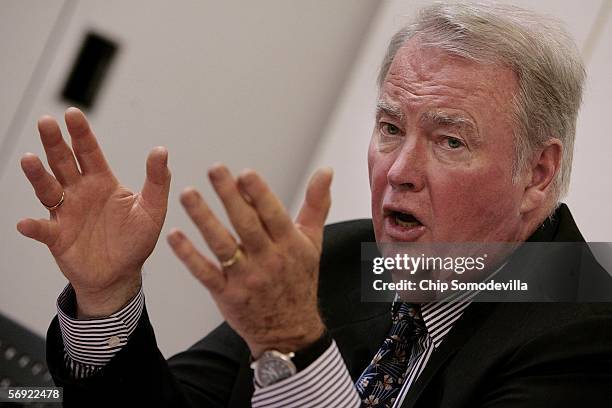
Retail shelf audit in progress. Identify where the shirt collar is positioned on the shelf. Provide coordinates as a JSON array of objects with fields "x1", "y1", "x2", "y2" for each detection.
[
  {"x1": 390, "y1": 257, "x2": 511, "y2": 348},
  {"x1": 391, "y1": 289, "x2": 477, "y2": 349}
]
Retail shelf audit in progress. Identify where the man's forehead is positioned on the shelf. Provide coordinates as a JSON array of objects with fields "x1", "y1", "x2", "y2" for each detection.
[
  {"x1": 387, "y1": 38, "x2": 471, "y2": 82},
  {"x1": 387, "y1": 38, "x2": 517, "y2": 93},
  {"x1": 380, "y1": 41, "x2": 518, "y2": 133}
]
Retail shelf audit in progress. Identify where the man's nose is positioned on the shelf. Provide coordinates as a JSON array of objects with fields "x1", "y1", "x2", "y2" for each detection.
[{"x1": 386, "y1": 141, "x2": 426, "y2": 192}]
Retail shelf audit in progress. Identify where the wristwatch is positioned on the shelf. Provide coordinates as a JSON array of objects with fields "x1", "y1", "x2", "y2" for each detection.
[
  {"x1": 250, "y1": 350, "x2": 297, "y2": 387},
  {"x1": 249, "y1": 330, "x2": 332, "y2": 387}
]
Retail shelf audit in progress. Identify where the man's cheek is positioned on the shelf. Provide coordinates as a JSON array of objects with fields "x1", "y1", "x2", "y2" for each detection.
[
  {"x1": 372, "y1": 166, "x2": 391, "y2": 202},
  {"x1": 370, "y1": 176, "x2": 385, "y2": 217},
  {"x1": 431, "y1": 171, "x2": 477, "y2": 203},
  {"x1": 431, "y1": 172, "x2": 501, "y2": 221},
  {"x1": 368, "y1": 154, "x2": 388, "y2": 197},
  {"x1": 442, "y1": 176, "x2": 514, "y2": 224},
  {"x1": 367, "y1": 142, "x2": 377, "y2": 187}
]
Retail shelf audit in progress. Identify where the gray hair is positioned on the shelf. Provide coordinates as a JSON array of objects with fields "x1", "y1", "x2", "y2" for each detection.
[{"x1": 378, "y1": 2, "x2": 586, "y2": 204}]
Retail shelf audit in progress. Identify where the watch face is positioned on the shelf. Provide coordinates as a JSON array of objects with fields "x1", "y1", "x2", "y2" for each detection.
[{"x1": 256, "y1": 353, "x2": 297, "y2": 386}]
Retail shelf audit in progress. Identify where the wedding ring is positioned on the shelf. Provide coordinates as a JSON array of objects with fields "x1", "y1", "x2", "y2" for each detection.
[
  {"x1": 41, "y1": 191, "x2": 65, "y2": 211},
  {"x1": 221, "y1": 247, "x2": 243, "y2": 268}
]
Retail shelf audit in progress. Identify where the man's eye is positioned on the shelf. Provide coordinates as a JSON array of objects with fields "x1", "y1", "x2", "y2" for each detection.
[
  {"x1": 445, "y1": 137, "x2": 464, "y2": 149},
  {"x1": 381, "y1": 123, "x2": 400, "y2": 136}
]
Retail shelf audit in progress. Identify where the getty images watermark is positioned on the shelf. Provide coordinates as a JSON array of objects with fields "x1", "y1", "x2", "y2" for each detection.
[
  {"x1": 371, "y1": 252, "x2": 528, "y2": 293},
  {"x1": 361, "y1": 242, "x2": 612, "y2": 302}
]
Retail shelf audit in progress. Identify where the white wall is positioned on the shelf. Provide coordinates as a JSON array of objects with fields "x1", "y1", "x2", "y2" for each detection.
[
  {"x1": 292, "y1": 0, "x2": 612, "y2": 242},
  {"x1": 0, "y1": 0, "x2": 66, "y2": 159},
  {"x1": 0, "y1": 0, "x2": 381, "y2": 356},
  {"x1": 565, "y1": 1, "x2": 612, "y2": 241}
]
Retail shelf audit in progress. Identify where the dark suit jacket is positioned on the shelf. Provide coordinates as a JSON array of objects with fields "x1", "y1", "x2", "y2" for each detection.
[{"x1": 47, "y1": 204, "x2": 612, "y2": 407}]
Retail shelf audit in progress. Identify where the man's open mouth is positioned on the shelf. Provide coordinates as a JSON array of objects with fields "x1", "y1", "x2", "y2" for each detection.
[{"x1": 391, "y1": 211, "x2": 422, "y2": 228}]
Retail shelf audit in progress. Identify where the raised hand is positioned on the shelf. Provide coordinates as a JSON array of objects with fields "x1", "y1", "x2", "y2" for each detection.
[
  {"x1": 167, "y1": 165, "x2": 333, "y2": 357},
  {"x1": 17, "y1": 108, "x2": 171, "y2": 318}
]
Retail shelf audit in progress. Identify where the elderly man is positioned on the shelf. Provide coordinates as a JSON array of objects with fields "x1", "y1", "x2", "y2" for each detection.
[{"x1": 18, "y1": 2, "x2": 612, "y2": 407}]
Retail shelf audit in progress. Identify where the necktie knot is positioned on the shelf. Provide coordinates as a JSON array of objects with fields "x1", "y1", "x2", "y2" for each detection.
[{"x1": 392, "y1": 303, "x2": 426, "y2": 341}]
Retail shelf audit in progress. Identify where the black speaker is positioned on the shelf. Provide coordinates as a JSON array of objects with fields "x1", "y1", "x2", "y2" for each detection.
[{"x1": 61, "y1": 32, "x2": 119, "y2": 109}]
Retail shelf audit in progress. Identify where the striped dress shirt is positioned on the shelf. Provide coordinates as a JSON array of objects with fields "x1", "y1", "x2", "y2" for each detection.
[
  {"x1": 57, "y1": 285, "x2": 473, "y2": 407},
  {"x1": 57, "y1": 285, "x2": 144, "y2": 379}
]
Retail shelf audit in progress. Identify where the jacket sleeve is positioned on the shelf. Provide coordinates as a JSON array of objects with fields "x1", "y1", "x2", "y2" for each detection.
[{"x1": 46, "y1": 306, "x2": 253, "y2": 407}]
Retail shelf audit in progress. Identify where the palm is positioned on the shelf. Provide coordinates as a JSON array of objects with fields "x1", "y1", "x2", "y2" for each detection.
[
  {"x1": 52, "y1": 176, "x2": 163, "y2": 289},
  {"x1": 18, "y1": 108, "x2": 170, "y2": 298}
]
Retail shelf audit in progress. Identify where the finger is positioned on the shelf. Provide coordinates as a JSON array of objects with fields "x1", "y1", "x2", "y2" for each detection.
[
  {"x1": 140, "y1": 147, "x2": 171, "y2": 213},
  {"x1": 64, "y1": 107, "x2": 113, "y2": 175},
  {"x1": 16, "y1": 218, "x2": 59, "y2": 246},
  {"x1": 180, "y1": 187, "x2": 239, "y2": 262},
  {"x1": 237, "y1": 169, "x2": 293, "y2": 241},
  {"x1": 167, "y1": 228, "x2": 226, "y2": 293},
  {"x1": 37, "y1": 115, "x2": 81, "y2": 186},
  {"x1": 295, "y1": 167, "x2": 333, "y2": 247},
  {"x1": 20, "y1": 153, "x2": 65, "y2": 208},
  {"x1": 208, "y1": 165, "x2": 269, "y2": 251}
]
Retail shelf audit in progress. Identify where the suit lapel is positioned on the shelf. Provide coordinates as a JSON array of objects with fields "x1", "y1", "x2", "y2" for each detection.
[
  {"x1": 326, "y1": 279, "x2": 392, "y2": 380},
  {"x1": 399, "y1": 303, "x2": 499, "y2": 408},
  {"x1": 331, "y1": 306, "x2": 391, "y2": 380}
]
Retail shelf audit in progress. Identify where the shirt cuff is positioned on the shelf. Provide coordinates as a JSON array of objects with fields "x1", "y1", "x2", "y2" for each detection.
[
  {"x1": 56, "y1": 284, "x2": 144, "y2": 367},
  {"x1": 251, "y1": 340, "x2": 361, "y2": 408}
]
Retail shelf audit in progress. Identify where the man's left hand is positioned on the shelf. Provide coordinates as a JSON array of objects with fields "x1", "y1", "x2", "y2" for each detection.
[{"x1": 167, "y1": 164, "x2": 333, "y2": 357}]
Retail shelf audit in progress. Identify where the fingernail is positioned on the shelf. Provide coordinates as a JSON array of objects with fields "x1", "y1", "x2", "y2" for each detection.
[
  {"x1": 238, "y1": 169, "x2": 257, "y2": 186},
  {"x1": 167, "y1": 229, "x2": 183, "y2": 245},
  {"x1": 180, "y1": 188, "x2": 197, "y2": 206},
  {"x1": 320, "y1": 167, "x2": 333, "y2": 177},
  {"x1": 66, "y1": 106, "x2": 80, "y2": 115},
  {"x1": 312, "y1": 167, "x2": 332, "y2": 183},
  {"x1": 208, "y1": 164, "x2": 226, "y2": 182},
  {"x1": 20, "y1": 154, "x2": 39, "y2": 171},
  {"x1": 157, "y1": 146, "x2": 168, "y2": 166}
]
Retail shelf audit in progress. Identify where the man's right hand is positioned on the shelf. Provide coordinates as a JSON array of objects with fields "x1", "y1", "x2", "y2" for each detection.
[{"x1": 17, "y1": 108, "x2": 171, "y2": 318}]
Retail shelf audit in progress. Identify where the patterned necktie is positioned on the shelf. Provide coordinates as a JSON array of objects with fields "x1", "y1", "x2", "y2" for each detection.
[{"x1": 355, "y1": 303, "x2": 427, "y2": 408}]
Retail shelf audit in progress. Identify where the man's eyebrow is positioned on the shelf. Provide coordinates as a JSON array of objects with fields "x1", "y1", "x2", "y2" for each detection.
[
  {"x1": 420, "y1": 110, "x2": 479, "y2": 136},
  {"x1": 376, "y1": 100, "x2": 404, "y2": 121}
]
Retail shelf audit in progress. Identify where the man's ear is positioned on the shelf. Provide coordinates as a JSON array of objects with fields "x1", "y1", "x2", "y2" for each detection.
[{"x1": 520, "y1": 139, "x2": 563, "y2": 214}]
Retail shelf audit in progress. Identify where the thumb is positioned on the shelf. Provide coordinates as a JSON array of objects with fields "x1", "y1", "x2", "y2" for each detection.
[
  {"x1": 140, "y1": 146, "x2": 171, "y2": 215},
  {"x1": 17, "y1": 218, "x2": 59, "y2": 247},
  {"x1": 295, "y1": 167, "x2": 333, "y2": 248}
]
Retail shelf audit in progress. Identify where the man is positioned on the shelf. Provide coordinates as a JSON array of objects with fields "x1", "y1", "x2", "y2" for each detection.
[{"x1": 17, "y1": 2, "x2": 612, "y2": 407}]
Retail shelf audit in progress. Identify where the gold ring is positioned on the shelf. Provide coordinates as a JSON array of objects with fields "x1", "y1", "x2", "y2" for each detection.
[
  {"x1": 221, "y1": 247, "x2": 243, "y2": 268},
  {"x1": 41, "y1": 191, "x2": 65, "y2": 211}
]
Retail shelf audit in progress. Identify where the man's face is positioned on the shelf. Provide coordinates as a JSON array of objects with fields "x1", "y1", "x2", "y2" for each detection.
[{"x1": 369, "y1": 38, "x2": 527, "y2": 244}]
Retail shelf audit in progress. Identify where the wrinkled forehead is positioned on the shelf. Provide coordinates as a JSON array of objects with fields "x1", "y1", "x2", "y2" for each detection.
[
  {"x1": 387, "y1": 36, "x2": 516, "y2": 82},
  {"x1": 381, "y1": 38, "x2": 518, "y2": 130}
]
